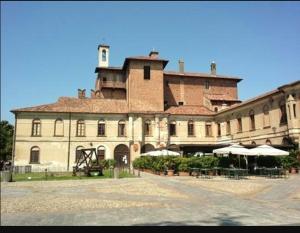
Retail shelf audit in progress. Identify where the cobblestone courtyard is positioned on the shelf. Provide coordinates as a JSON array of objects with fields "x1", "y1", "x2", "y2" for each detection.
[{"x1": 1, "y1": 172, "x2": 300, "y2": 226}]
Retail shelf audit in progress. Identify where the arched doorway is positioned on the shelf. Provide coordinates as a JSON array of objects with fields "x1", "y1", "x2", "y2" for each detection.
[
  {"x1": 114, "y1": 144, "x2": 130, "y2": 168},
  {"x1": 141, "y1": 144, "x2": 155, "y2": 153}
]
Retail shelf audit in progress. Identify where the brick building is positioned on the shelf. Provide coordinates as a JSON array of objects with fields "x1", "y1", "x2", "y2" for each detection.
[{"x1": 11, "y1": 44, "x2": 300, "y2": 171}]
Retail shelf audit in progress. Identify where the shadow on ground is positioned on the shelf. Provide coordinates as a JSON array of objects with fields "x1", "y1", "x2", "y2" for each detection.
[{"x1": 132, "y1": 213, "x2": 247, "y2": 226}]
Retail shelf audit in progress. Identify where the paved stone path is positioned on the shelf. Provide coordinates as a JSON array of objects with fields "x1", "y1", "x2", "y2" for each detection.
[{"x1": 1, "y1": 172, "x2": 300, "y2": 226}]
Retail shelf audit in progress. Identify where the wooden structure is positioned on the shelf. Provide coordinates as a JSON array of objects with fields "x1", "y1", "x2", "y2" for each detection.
[{"x1": 72, "y1": 148, "x2": 103, "y2": 176}]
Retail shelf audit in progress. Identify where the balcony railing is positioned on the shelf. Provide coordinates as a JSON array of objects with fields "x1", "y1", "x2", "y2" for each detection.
[{"x1": 100, "y1": 81, "x2": 126, "y2": 89}]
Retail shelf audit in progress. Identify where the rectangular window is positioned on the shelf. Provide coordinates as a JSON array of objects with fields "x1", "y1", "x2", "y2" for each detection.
[
  {"x1": 98, "y1": 123, "x2": 105, "y2": 136},
  {"x1": 77, "y1": 121, "x2": 85, "y2": 136},
  {"x1": 178, "y1": 102, "x2": 184, "y2": 106},
  {"x1": 280, "y1": 105, "x2": 287, "y2": 125},
  {"x1": 188, "y1": 123, "x2": 194, "y2": 136},
  {"x1": 30, "y1": 151, "x2": 39, "y2": 164},
  {"x1": 32, "y1": 123, "x2": 41, "y2": 136},
  {"x1": 144, "y1": 66, "x2": 150, "y2": 80},
  {"x1": 237, "y1": 118, "x2": 242, "y2": 133},
  {"x1": 205, "y1": 124, "x2": 212, "y2": 137},
  {"x1": 169, "y1": 124, "x2": 176, "y2": 136},
  {"x1": 145, "y1": 123, "x2": 151, "y2": 136},
  {"x1": 293, "y1": 104, "x2": 297, "y2": 118},
  {"x1": 250, "y1": 115, "x2": 255, "y2": 130},
  {"x1": 217, "y1": 123, "x2": 221, "y2": 136},
  {"x1": 205, "y1": 80, "x2": 210, "y2": 89},
  {"x1": 226, "y1": 121, "x2": 231, "y2": 135},
  {"x1": 97, "y1": 150, "x2": 105, "y2": 161},
  {"x1": 118, "y1": 124, "x2": 126, "y2": 136}
]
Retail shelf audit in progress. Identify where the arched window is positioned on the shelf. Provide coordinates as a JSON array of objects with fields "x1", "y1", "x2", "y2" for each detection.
[
  {"x1": 188, "y1": 120, "x2": 194, "y2": 136},
  {"x1": 75, "y1": 146, "x2": 84, "y2": 162},
  {"x1": 97, "y1": 146, "x2": 105, "y2": 161},
  {"x1": 98, "y1": 120, "x2": 105, "y2": 136},
  {"x1": 54, "y1": 118, "x2": 64, "y2": 136},
  {"x1": 144, "y1": 120, "x2": 152, "y2": 136},
  {"x1": 118, "y1": 120, "x2": 126, "y2": 137},
  {"x1": 251, "y1": 141, "x2": 256, "y2": 145},
  {"x1": 279, "y1": 100, "x2": 287, "y2": 125},
  {"x1": 214, "y1": 107, "x2": 218, "y2": 112},
  {"x1": 169, "y1": 120, "x2": 176, "y2": 136},
  {"x1": 30, "y1": 146, "x2": 40, "y2": 164},
  {"x1": 32, "y1": 119, "x2": 41, "y2": 136},
  {"x1": 263, "y1": 105, "x2": 270, "y2": 128},
  {"x1": 266, "y1": 139, "x2": 272, "y2": 145},
  {"x1": 249, "y1": 110, "x2": 255, "y2": 131},
  {"x1": 102, "y1": 49, "x2": 106, "y2": 61},
  {"x1": 76, "y1": 120, "x2": 85, "y2": 137}
]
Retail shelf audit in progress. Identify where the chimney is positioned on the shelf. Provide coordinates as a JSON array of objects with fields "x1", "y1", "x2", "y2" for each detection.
[
  {"x1": 149, "y1": 49, "x2": 159, "y2": 59},
  {"x1": 210, "y1": 61, "x2": 216, "y2": 75},
  {"x1": 78, "y1": 89, "x2": 86, "y2": 99},
  {"x1": 178, "y1": 59, "x2": 184, "y2": 73}
]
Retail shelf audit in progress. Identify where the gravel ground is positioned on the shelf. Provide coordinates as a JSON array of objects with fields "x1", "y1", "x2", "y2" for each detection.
[{"x1": 1, "y1": 173, "x2": 300, "y2": 226}]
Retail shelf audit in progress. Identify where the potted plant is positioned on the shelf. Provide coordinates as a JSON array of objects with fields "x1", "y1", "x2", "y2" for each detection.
[
  {"x1": 164, "y1": 156, "x2": 176, "y2": 176},
  {"x1": 178, "y1": 158, "x2": 190, "y2": 176}
]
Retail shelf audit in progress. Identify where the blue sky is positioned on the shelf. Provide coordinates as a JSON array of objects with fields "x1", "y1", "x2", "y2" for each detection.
[{"x1": 1, "y1": 1, "x2": 300, "y2": 124}]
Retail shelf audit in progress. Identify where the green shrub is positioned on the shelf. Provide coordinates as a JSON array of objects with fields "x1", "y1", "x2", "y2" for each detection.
[
  {"x1": 105, "y1": 159, "x2": 116, "y2": 169},
  {"x1": 178, "y1": 158, "x2": 189, "y2": 172},
  {"x1": 200, "y1": 156, "x2": 219, "y2": 168},
  {"x1": 187, "y1": 157, "x2": 202, "y2": 168}
]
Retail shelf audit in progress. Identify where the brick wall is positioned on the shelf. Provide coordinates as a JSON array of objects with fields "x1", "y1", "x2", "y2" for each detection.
[{"x1": 128, "y1": 60, "x2": 164, "y2": 112}]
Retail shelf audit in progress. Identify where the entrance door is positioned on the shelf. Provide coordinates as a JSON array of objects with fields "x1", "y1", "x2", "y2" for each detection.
[{"x1": 114, "y1": 144, "x2": 130, "y2": 168}]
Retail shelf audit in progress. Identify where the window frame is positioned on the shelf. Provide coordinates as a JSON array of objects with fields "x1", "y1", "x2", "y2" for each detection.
[
  {"x1": 205, "y1": 123, "x2": 212, "y2": 137},
  {"x1": 32, "y1": 119, "x2": 41, "y2": 137},
  {"x1": 76, "y1": 119, "x2": 86, "y2": 137},
  {"x1": 30, "y1": 146, "x2": 40, "y2": 164},
  {"x1": 97, "y1": 120, "x2": 106, "y2": 137},
  {"x1": 187, "y1": 120, "x2": 195, "y2": 137},
  {"x1": 118, "y1": 120, "x2": 126, "y2": 137},
  {"x1": 144, "y1": 120, "x2": 152, "y2": 137},
  {"x1": 249, "y1": 110, "x2": 255, "y2": 131},
  {"x1": 54, "y1": 118, "x2": 64, "y2": 137},
  {"x1": 144, "y1": 66, "x2": 151, "y2": 80},
  {"x1": 169, "y1": 121, "x2": 176, "y2": 136}
]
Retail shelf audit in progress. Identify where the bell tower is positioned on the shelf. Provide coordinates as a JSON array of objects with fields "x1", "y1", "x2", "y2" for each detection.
[{"x1": 98, "y1": 44, "x2": 109, "y2": 67}]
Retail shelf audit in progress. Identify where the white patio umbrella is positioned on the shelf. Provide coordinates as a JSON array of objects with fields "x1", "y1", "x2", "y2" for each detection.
[
  {"x1": 213, "y1": 144, "x2": 252, "y2": 168},
  {"x1": 141, "y1": 149, "x2": 180, "y2": 157},
  {"x1": 248, "y1": 145, "x2": 289, "y2": 156}
]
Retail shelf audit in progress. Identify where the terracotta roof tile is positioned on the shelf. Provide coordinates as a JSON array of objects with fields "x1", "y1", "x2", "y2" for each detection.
[
  {"x1": 164, "y1": 71, "x2": 242, "y2": 82},
  {"x1": 205, "y1": 94, "x2": 241, "y2": 102},
  {"x1": 164, "y1": 105, "x2": 214, "y2": 115},
  {"x1": 11, "y1": 97, "x2": 129, "y2": 114}
]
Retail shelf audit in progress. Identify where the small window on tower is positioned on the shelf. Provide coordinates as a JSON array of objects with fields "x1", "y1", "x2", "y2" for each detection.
[
  {"x1": 205, "y1": 80, "x2": 210, "y2": 89},
  {"x1": 178, "y1": 102, "x2": 184, "y2": 106},
  {"x1": 144, "y1": 66, "x2": 150, "y2": 80},
  {"x1": 102, "y1": 77, "x2": 107, "y2": 82},
  {"x1": 102, "y1": 50, "x2": 106, "y2": 61}
]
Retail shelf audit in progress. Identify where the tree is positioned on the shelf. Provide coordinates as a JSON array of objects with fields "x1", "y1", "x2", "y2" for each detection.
[{"x1": 0, "y1": 120, "x2": 14, "y2": 161}]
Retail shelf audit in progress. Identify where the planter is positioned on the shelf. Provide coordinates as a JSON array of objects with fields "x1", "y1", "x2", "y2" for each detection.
[
  {"x1": 291, "y1": 167, "x2": 297, "y2": 174},
  {"x1": 178, "y1": 171, "x2": 190, "y2": 176},
  {"x1": 167, "y1": 170, "x2": 174, "y2": 176}
]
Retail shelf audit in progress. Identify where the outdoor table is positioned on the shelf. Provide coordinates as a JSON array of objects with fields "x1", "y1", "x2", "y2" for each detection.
[
  {"x1": 212, "y1": 167, "x2": 222, "y2": 176},
  {"x1": 200, "y1": 168, "x2": 213, "y2": 179},
  {"x1": 189, "y1": 168, "x2": 200, "y2": 177},
  {"x1": 254, "y1": 167, "x2": 266, "y2": 176},
  {"x1": 226, "y1": 168, "x2": 248, "y2": 179},
  {"x1": 265, "y1": 168, "x2": 285, "y2": 178}
]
